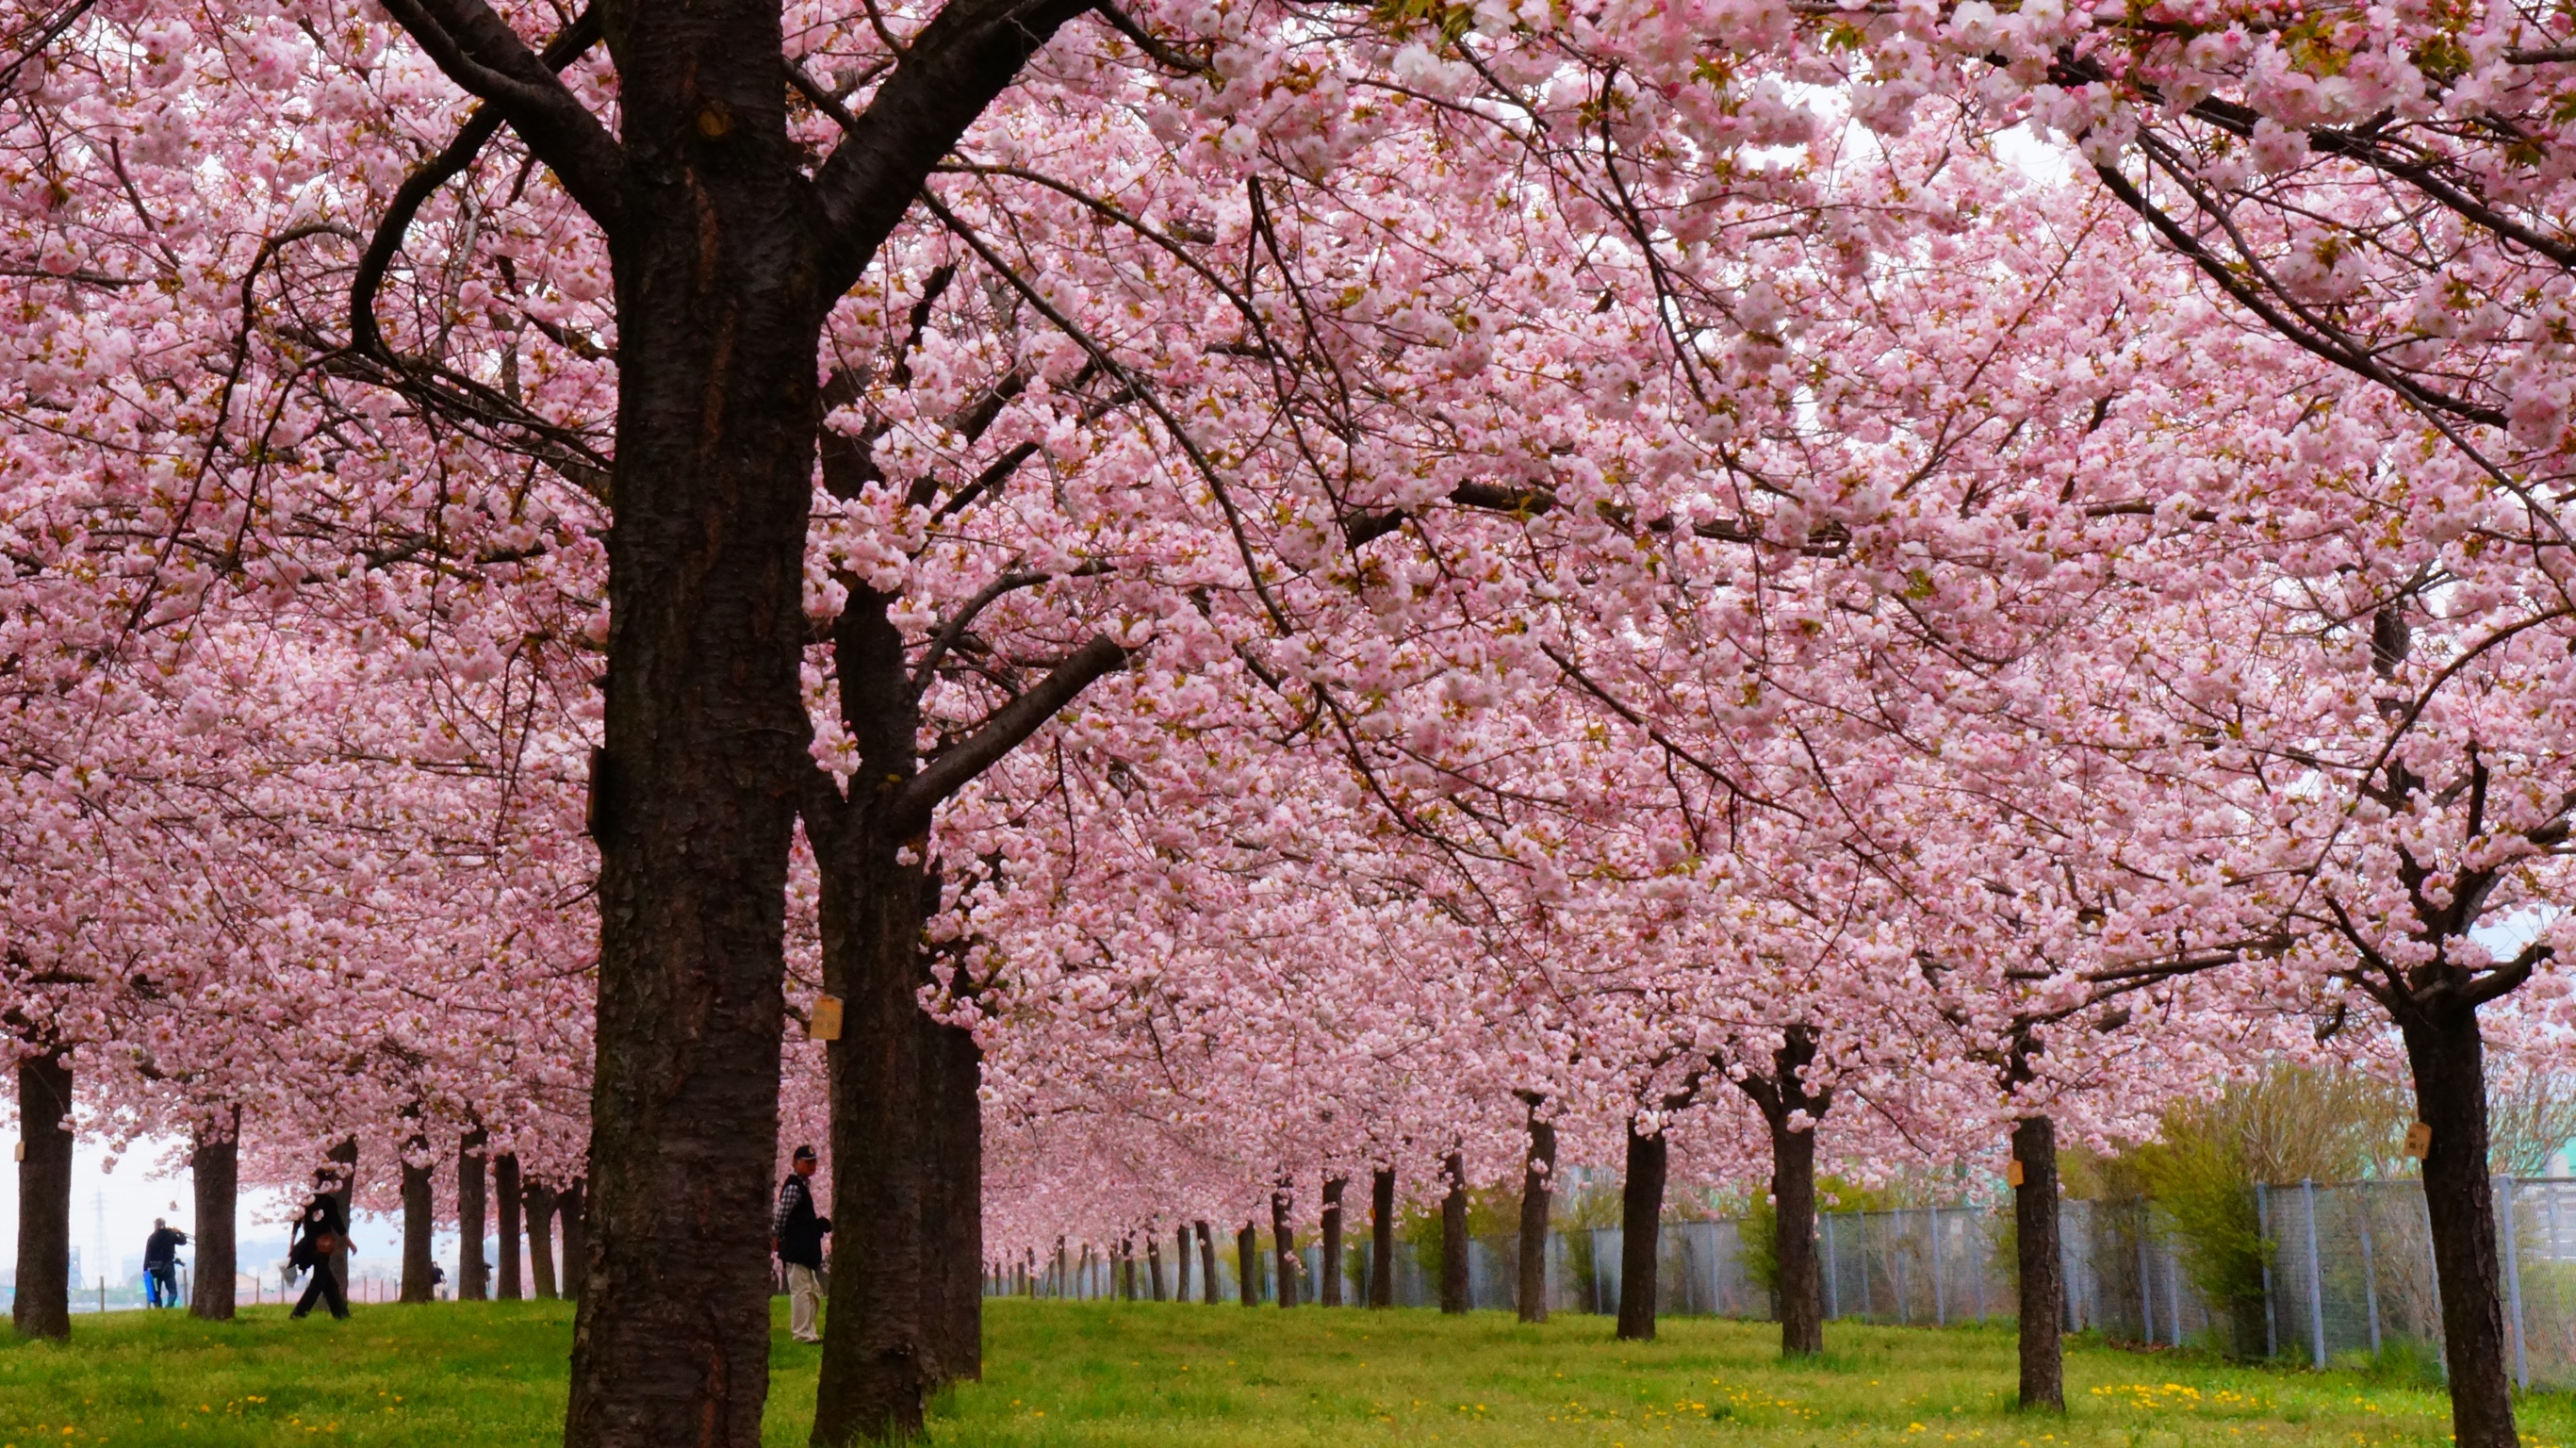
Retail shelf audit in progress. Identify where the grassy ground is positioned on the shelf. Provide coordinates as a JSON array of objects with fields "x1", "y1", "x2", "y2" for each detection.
[{"x1": 0, "y1": 1296, "x2": 2565, "y2": 1446}]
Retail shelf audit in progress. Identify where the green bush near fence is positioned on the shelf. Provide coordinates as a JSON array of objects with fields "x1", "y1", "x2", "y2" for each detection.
[{"x1": 8, "y1": 1295, "x2": 2568, "y2": 1446}]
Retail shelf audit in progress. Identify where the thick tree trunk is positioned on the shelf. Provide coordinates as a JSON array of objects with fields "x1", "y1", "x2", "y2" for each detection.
[
  {"x1": 12, "y1": 1045, "x2": 72, "y2": 1340},
  {"x1": 1175, "y1": 1226, "x2": 1192, "y2": 1302},
  {"x1": 1440, "y1": 1150, "x2": 1470, "y2": 1314},
  {"x1": 527, "y1": 1180, "x2": 561, "y2": 1300},
  {"x1": 928, "y1": 1022, "x2": 983, "y2": 1380},
  {"x1": 559, "y1": 1178, "x2": 589, "y2": 1305},
  {"x1": 1321, "y1": 1177, "x2": 1346, "y2": 1308},
  {"x1": 1735, "y1": 1025, "x2": 1831, "y2": 1358},
  {"x1": 189, "y1": 1109, "x2": 239, "y2": 1322},
  {"x1": 1616, "y1": 1124, "x2": 1667, "y2": 1341},
  {"x1": 496, "y1": 1154, "x2": 524, "y2": 1301},
  {"x1": 1272, "y1": 1182, "x2": 1299, "y2": 1308},
  {"x1": 458, "y1": 1128, "x2": 489, "y2": 1301},
  {"x1": 347, "y1": 0, "x2": 1130, "y2": 1440},
  {"x1": 1518, "y1": 1108, "x2": 1555, "y2": 1324},
  {"x1": 402, "y1": 1135, "x2": 437, "y2": 1303},
  {"x1": 1237, "y1": 1223, "x2": 1261, "y2": 1305},
  {"x1": 554, "y1": 6, "x2": 832, "y2": 1440},
  {"x1": 810, "y1": 806, "x2": 986, "y2": 1438},
  {"x1": 2402, "y1": 1003, "x2": 2517, "y2": 1448},
  {"x1": 1146, "y1": 1237, "x2": 1166, "y2": 1301},
  {"x1": 1770, "y1": 1112, "x2": 1823, "y2": 1357},
  {"x1": 2012, "y1": 1115, "x2": 2063, "y2": 1411},
  {"x1": 1195, "y1": 1221, "x2": 1219, "y2": 1305},
  {"x1": 327, "y1": 1137, "x2": 358, "y2": 1298},
  {"x1": 1370, "y1": 1168, "x2": 1396, "y2": 1308}
]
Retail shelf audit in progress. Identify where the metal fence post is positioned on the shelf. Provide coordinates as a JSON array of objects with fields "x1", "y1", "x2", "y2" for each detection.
[
  {"x1": 2060, "y1": 1201, "x2": 2080, "y2": 1331},
  {"x1": 1823, "y1": 1212, "x2": 1839, "y2": 1320},
  {"x1": 1930, "y1": 1208, "x2": 1946, "y2": 1327},
  {"x1": 1892, "y1": 1213, "x2": 1911, "y2": 1324},
  {"x1": 2357, "y1": 1201, "x2": 2382, "y2": 1357},
  {"x1": 1974, "y1": 1211, "x2": 1988, "y2": 1322},
  {"x1": 2301, "y1": 1179, "x2": 2326, "y2": 1369},
  {"x1": 2500, "y1": 1176, "x2": 2529, "y2": 1390},
  {"x1": 2165, "y1": 1233, "x2": 2183, "y2": 1346},
  {"x1": 2256, "y1": 1183, "x2": 2277, "y2": 1359},
  {"x1": 2136, "y1": 1210, "x2": 2154, "y2": 1344},
  {"x1": 2552, "y1": 1186, "x2": 2568, "y2": 1358},
  {"x1": 1859, "y1": 1213, "x2": 1877, "y2": 1319}
]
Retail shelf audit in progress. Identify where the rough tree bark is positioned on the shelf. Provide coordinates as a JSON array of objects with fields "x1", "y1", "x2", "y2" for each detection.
[
  {"x1": 929, "y1": 1019, "x2": 985, "y2": 1381},
  {"x1": 1272, "y1": 1181, "x2": 1299, "y2": 1308},
  {"x1": 1145, "y1": 1237, "x2": 1166, "y2": 1301},
  {"x1": 13, "y1": 1045, "x2": 72, "y2": 1340},
  {"x1": 526, "y1": 1179, "x2": 560, "y2": 1301},
  {"x1": 559, "y1": 1177, "x2": 588, "y2": 1305},
  {"x1": 495, "y1": 1153, "x2": 523, "y2": 1301},
  {"x1": 1195, "y1": 1222, "x2": 1219, "y2": 1305},
  {"x1": 2402, "y1": 1002, "x2": 2516, "y2": 1448},
  {"x1": 1440, "y1": 1151, "x2": 1470, "y2": 1314},
  {"x1": 1517, "y1": 1103, "x2": 1555, "y2": 1324},
  {"x1": 806, "y1": 807, "x2": 979, "y2": 1427},
  {"x1": 458, "y1": 1127, "x2": 489, "y2": 1301},
  {"x1": 189, "y1": 1108, "x2": 239, "y2": 1322},
  {"x1": 1370, "y1": 1168, "x2": 1396, "y2": 1308},
  {"x1": 1767, "y1": 1111, "x2": 1823, "y2": 1354},
  {"x1": 1320, "y1": 1177, "x2": 1346, "y2": 1308},
  {"x1": 805, "y1": 545, "x2": 1121, "y2": 1434},
  {"x1": 1175, "y1": 1226, "x2": 1193, "y2": 1302},
  {"x1": 359, "y1": 0, "x2": 1113, "y2": 1440},
  {"x1": 1732, "y1": 1028, "x2": 1830, "y2": 1358},
  {"x1": 327, "y1": 1137, "x2": 358, "y2": 1299},
  {"x1": 1616, "y1": 1122, "x2": 1667, "y2": 1341},
  {"x1": 402, "y1": 1127, "x2": 437, "y2": 1304},
  {"x1": 2012, "y1": 1115, "x2": 2063, "y2": 1411},
  {"x1": 1237, "y1": 1223, "x2": 1260, "y2": 1306}
]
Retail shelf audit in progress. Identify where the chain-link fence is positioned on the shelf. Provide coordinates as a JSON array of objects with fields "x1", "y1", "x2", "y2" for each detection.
[
  {"x1": 1818, "y1": 1206, "x2": 2009, "y2": 1326},
  {"x1": 990, "y1": 1175, "x2": 2576, "y2": 1387},
  {"x1": 2256, "y1": 1176, "x2": 2576, "y2": 1389}
]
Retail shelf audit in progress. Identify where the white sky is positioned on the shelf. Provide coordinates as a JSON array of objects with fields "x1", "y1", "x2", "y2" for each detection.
[{"x1": 2, "y1": 1132, "x2": 471, "y2": 1289}]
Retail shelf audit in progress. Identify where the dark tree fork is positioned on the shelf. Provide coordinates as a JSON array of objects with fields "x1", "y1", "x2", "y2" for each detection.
[{"x1": 359, "y1": 0, "x2": 1133, "y2": 1442}]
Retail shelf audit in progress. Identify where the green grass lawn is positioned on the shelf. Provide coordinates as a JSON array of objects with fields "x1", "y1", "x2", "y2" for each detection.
[{"x1": 0, "y1": 1297, "x2": 2565, "y2": 1446}]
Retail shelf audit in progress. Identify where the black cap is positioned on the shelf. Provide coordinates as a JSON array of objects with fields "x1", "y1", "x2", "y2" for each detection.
[{"x1": 793, "y1": 1144, "x2": 816, "y2": 1161}]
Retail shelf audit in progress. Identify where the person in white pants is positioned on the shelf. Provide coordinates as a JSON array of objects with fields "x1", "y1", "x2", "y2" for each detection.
[{"x1": 771, "y1": 1144, "x2": 832, "y2": 1343}]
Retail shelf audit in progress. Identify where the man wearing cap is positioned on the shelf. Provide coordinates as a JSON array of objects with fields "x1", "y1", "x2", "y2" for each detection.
[{"x1": 771, "y1": 1144, "x2": 831, "y2": 1343}]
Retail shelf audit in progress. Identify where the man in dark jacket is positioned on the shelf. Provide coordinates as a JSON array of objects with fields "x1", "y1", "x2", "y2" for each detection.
[
  {"x1": 772, "y1": 1144, "x2": 831, "y2": 1342},
  {"x1": 289, "y1": 1169, "x2": 352, "y2": 1320},
  {"x1": 142, "y1": 1219, "x2": 189, "y2": 1308}
]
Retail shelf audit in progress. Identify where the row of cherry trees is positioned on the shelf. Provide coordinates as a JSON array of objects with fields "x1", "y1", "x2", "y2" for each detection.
[{"x1": 3, "y1": 0, "x2": 2571, "y2": 1444}]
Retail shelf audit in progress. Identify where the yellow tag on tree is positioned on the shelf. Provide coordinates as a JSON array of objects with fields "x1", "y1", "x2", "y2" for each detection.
[
  {"x1": 2006, "y1": 1160, "x2": 2026, "y2": 1188},
  {"x1": 810, "y1": 996, "x2": 844, "y2": 1042},
  {"x1": 2404, "y1": 1121, "x2": 2432, "y2": 1160}
]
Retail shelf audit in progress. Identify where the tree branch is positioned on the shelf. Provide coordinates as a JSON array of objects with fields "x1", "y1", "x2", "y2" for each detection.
[
  {"x1": 809, "y1": 0, "x2": 1103, "y2": 292},
  {"x1": 371, "y1": 0, "x2": 626, "y2": 228},
  {"x1": 885, "y1": 633, "x2": 1129, "y2": 837},
  {"x1": 352, "y1": 6, "x2": 603, "y2": 356}
]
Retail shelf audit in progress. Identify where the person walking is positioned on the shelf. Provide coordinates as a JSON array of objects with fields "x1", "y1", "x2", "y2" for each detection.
[
  {"x1": 142, "y1": 1219, "x2": 189, "y2": 1308},
  {"x1": 771, "y1": 1144, "x2": 831, "y2": 1343},
  {"x1": 288, "y1": 1170, "x2": 352, "y2": 1320}
]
